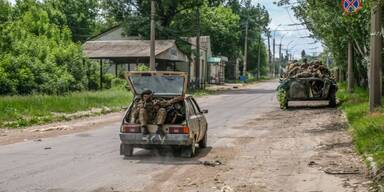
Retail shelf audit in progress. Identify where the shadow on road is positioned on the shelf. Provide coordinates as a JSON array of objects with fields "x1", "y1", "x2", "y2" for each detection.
[
  {"x1": 286, "y1": 101, "x2": 341, "y2": 110},
  {"x1": 287, "y1": 105, "x2": 333, "y2": 110},
  {"x1": 222, "y1": 89, "x2": 276, "y2": 95},
  {"x1": 123, "y1": 147, "x2": 213, "y2": 165}
]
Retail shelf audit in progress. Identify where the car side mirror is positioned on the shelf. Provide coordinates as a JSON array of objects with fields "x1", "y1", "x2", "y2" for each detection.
[{"x1": 202, "y1": 109, "x2": 208, "y2": 114}]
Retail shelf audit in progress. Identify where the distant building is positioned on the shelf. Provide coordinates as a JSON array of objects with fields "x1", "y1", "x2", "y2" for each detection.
[{"x1": 83, "y1": 25, "x2": 237, "y2": 88}]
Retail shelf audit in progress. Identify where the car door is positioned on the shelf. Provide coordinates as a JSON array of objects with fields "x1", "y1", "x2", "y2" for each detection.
[
  {"x1": 190, "y1": 98, "x2": 207, "y2": 141},
  {"x1": 186, "y1": 98, "x2": 200, "y2": 139}
]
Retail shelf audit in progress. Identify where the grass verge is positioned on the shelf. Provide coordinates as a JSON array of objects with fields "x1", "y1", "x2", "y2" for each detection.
[
  {"x1": 337, "y1": 83, "x2": 384, "y2": 168},
  {"x1": 0, "y1": 89, "x2": 132, "y2": 128}
]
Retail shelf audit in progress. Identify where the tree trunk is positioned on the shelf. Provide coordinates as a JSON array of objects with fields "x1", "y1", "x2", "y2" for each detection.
[
  {"x1": 347, "y1": 40, "x2": 354, "y2": 93},
  {"x1": 369, "y1": 2, "x2": 382, "y2": 112}
]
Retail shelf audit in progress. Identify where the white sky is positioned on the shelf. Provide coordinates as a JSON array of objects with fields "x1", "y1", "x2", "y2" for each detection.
[{"x1": 255, "y1": 0, "x2": 324, "y2": 59}]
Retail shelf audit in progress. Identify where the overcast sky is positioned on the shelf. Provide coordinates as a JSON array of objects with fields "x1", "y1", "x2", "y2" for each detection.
[{"x1": 255, "y1": 0, "x2": 323, "y2": 59}]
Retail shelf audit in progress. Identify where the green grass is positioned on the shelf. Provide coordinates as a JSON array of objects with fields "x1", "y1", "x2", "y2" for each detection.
[
  {"x1": 0, "y1": 89, "x2": 132, "y2": 128},
  {"x1": 337, "y1": 83, "x2": 384, "y2": 167}
]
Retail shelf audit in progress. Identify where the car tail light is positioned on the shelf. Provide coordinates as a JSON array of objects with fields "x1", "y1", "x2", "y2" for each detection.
[
  {"x1": 122, "y1": 124, "x2": 141, "y2": 133},
  {"x1": 169, "y1": 126, "x2": 189, "y2": 134}
]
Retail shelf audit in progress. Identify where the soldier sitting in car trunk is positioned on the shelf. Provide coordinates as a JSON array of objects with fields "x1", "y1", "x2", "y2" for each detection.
[{"x1": 130, "y1": 90, "x2": 184, "y2": 137}]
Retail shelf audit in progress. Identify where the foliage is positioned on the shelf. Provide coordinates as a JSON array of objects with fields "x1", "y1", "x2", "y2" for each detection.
[
  {"x1": 0, "y1": 0, "x2": 11, "y2": 24},
  {"x1": 137, "y1": 64, "x2": 151, "y2": 71},
  {"x1": 171, "y1": 4, "x2": 242, "y2": 60},
  {"x1": 44, "y1": 0, "x2": 101, "y2": 42},
  {"x1": 0, "y1": 0, "x2": 100, "y2": 95},
  {"x1": 111, "y1": 78, "x2": 129, "y2": 90},
  {"x1": 277, "y1": 89, "x2": 288, "y2": 109}
]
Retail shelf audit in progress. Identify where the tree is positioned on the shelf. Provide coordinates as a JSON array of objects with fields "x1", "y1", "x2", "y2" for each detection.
[
  {"x1": 44, "y1": 0, "x2": 101, "y2": 42},
  {"x1": 278, "y1": 0, "x2": 371, "y2": 86},
  {"x1": 0, "y1": 0, "x2": 99, "y2": 95},
  {"x1": 0, "y1": 0, "x2": 11, "y2": 24}
]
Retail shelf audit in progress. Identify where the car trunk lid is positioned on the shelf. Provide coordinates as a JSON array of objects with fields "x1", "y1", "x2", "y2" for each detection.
[{"x1": 126, "y1": 71, "x2": 188, "y2": 97}]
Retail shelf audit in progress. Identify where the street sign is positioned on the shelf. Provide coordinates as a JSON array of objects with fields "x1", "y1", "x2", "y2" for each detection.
[{"x1": 341, "y1": 0, "x2": 363, "y2": 14}]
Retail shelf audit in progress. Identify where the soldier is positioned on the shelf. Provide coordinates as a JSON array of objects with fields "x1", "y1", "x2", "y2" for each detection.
[{"x1": 131, "y1": 90, "x2": 184, "y2": 137}]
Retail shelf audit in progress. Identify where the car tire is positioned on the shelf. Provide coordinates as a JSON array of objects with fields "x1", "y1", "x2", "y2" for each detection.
[
  {"x1": 120, "y1": 144, "x2": 134, "y2": 157},
  {"x1": 198, "y1": 129, "x2": 207, "y2": 148},
  {"x1": 181, "y1": 138, "x2": 196, "y2": 158},
  {"x1": 329, "y1": 87, "x2": 337, "y2": 108},
  {"x1": 329, "y1": 97, "x2": 336, "y2": 107}
]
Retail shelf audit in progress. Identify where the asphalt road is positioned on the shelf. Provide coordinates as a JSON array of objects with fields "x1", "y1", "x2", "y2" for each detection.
[{"x1": 0, "y1": 80, "x2": 369, "y2": 192}]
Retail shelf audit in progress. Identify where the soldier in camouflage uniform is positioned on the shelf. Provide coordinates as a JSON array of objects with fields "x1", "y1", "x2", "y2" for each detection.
[{"x1": 131, "y1": 90, "x2": 184, "y2": 136}]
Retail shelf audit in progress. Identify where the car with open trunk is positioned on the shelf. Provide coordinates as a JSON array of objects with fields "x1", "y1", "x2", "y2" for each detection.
[{"x1": 119, "y1": 71, "x2": 208, "y2": 157}]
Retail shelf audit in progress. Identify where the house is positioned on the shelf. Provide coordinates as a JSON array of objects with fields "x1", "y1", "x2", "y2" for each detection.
[{"x1": 82, "y1": 25, "x2": 215, "y2": 89}]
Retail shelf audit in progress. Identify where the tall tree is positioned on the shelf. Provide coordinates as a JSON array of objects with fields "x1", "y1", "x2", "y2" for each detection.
[
  {"x1": 0, "y1": 0, "x2": 11, "y2": 24},
  {"x1": 44, "y1": 0, "x2": 101, "y2": 42}
]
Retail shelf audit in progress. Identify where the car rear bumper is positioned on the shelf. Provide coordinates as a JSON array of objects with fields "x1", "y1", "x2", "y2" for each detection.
[{"x1": 119, "y1": 133, "x2": 192, "y2": 146}]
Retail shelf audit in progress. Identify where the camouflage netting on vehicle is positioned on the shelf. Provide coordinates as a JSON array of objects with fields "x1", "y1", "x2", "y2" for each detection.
[{"x1": 281, "y1": 60, "x2": 334, "y2": 79}]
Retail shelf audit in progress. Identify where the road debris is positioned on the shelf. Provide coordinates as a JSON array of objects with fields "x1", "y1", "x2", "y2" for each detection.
[
  {"x1": 44, "y1": 147, "x2": 52, "y2": 150},
  {"x1": 220, "y1": 186, "x2": 234, "y2": 192},
  {"x1": 308, "y1": 161, "x2": 318, "y2": 166},
  {"x1": 201, "y1": 160, "x2": 223, "y2": 167},
  {"x1": 34, "y1": 138, "x2": 42, "y2": 142},
  {"x1": 324, "y1": 167, "x2": 360, "y2": 175}
]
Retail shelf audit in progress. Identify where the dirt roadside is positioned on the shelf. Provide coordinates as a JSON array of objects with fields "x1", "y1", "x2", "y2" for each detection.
[{"x1": 142, "y1": 103, "x2": 371, "y2": 192}]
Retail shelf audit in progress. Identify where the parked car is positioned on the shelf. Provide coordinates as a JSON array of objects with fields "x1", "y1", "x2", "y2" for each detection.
[{"x1": 120, "y1": 71, "x2": 208, "y2": 157}]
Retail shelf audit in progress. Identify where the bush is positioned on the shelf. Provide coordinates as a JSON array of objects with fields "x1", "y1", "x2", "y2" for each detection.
[
  {"x1": 111, "y1": 78, "x2": 129, "y2": 90},
  {"x1": 0, "y1": 1, "x2": 99, "y2": 95},
  {"x1": 137, "y1": 64, "x2": 150, "y2": 71}
]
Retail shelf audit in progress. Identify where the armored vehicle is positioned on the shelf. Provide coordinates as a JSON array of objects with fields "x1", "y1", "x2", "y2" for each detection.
[
  {"x1": 276, "y1": 61, "x2": 337, "y2": 109},
  {"x1": 120, "y1": 71, "x2": 208, "y2": 157}
]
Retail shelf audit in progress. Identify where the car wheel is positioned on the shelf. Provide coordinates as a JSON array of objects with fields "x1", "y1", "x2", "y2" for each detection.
[
  {"x1": 120, "y1": 144, "x2": 134, "y2": 157},
  {"x1": 181, "y1": 138, "x2": 196, "y2": 158},
  {"x1": 329, "y1": 97, "x2": 336, "y2": 107},
  {"x1": 329, "y1": 88, "x2": 337, "y2": 107},
  {"x1": 198, "y1": 129, "x2": 207, "y2": 148}
]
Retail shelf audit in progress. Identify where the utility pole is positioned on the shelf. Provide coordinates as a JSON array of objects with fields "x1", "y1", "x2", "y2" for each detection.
[
  {"x1": 347, "y1": 40, "x2": 354, "y2": 93},
  {"x1": 369, "y1": 1, "x2": 382, "y2": 112},
  {"x1": 195, "y1": 0, "x2": 201, "y2": 88},
  {"x1": 272, "y1": 38, "x2": 275, "y2": 77},
  {"x1": 150, "y1": 0, "x2": 156, "y2": 71},
  {"x1": 278, "y1": 43, "x2": 282, "y2": 76},
  {"x1": 267, "y1": 32, "x2": 272, "y2": 77},
  {"x1": 257, "y1": 33, "x2": 261, "y2": 79},
  {"x1": 286, "y1": 49, "x2": 289, "y2": 63},
  {"x1": 243, "y1": 19, "x2": 249, "y2": 76}
]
